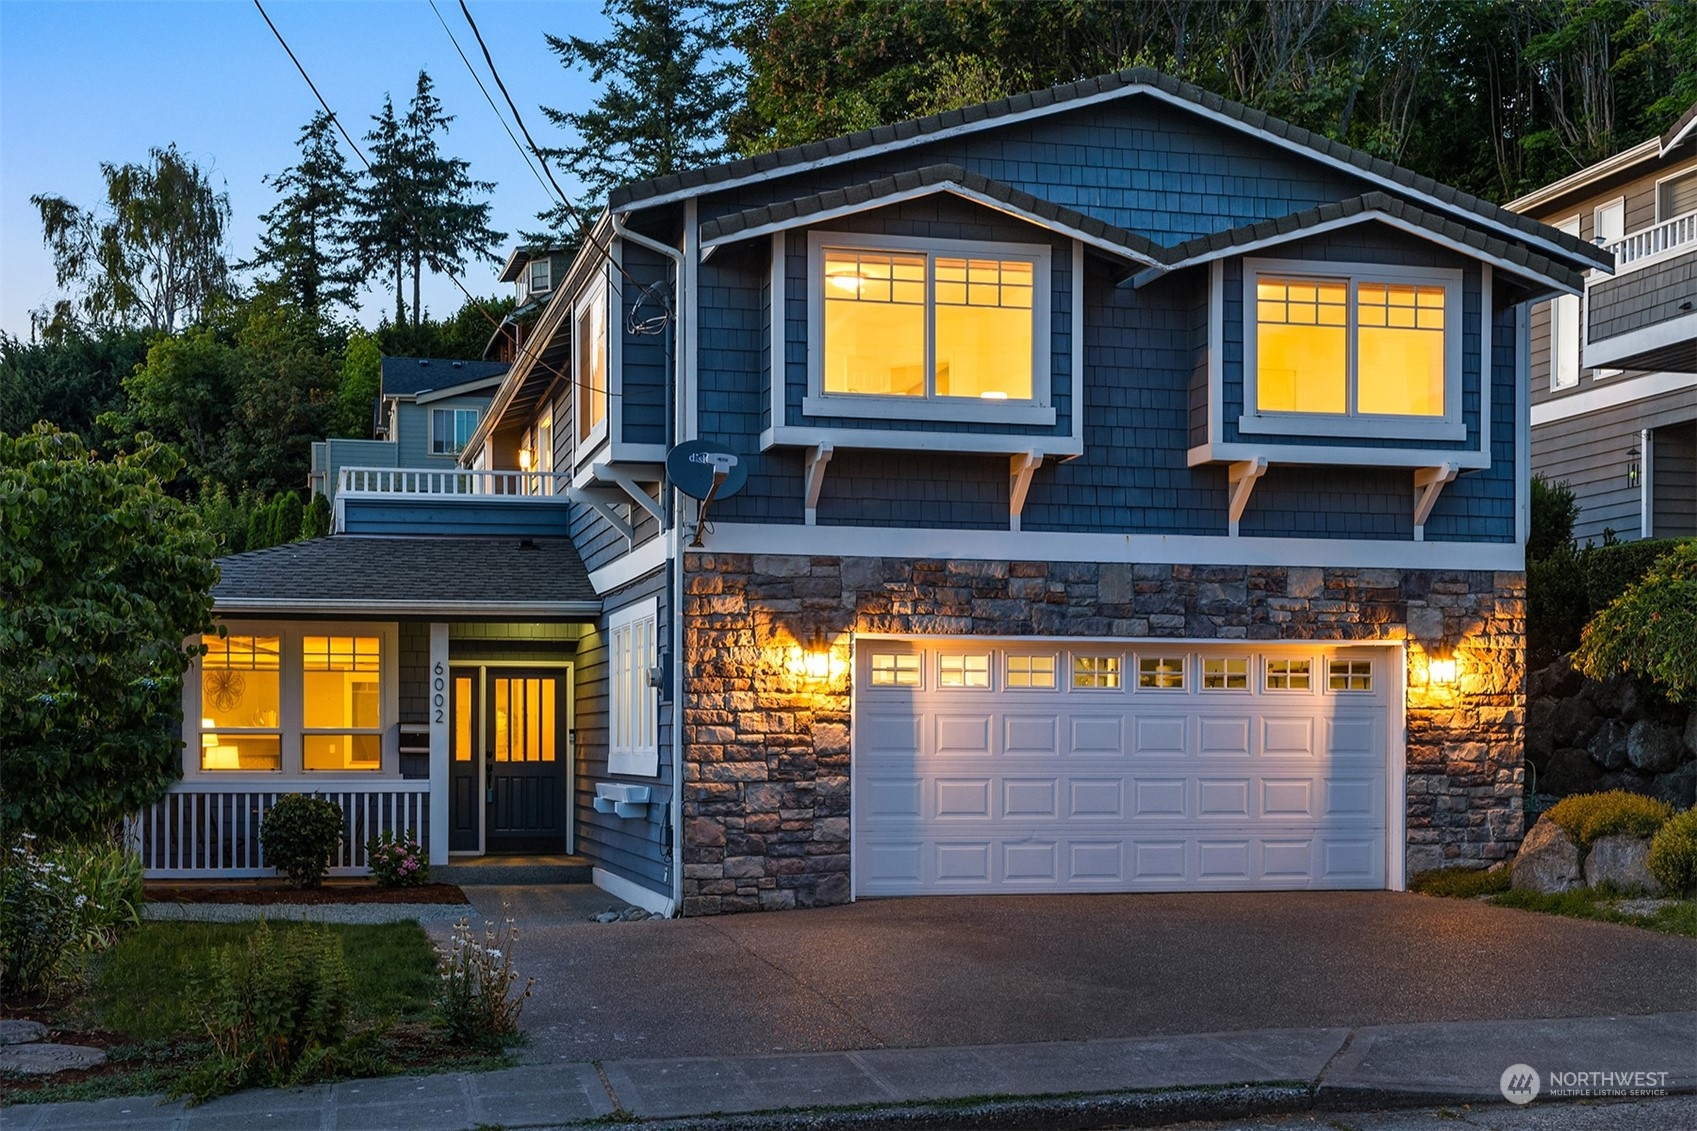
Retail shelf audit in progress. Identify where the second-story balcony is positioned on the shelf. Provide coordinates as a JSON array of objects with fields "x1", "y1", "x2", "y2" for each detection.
[
  {"x1": 1586, "y1": 209, "x2": 1697, "y2": 373},
  {"x1": 332, "y1": 466, "x2": 570, "y2": 538}
]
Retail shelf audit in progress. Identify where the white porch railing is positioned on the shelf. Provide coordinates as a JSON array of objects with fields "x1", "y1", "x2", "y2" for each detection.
[
  {"x1": 1601, "y1": 209, "x2": 1697, "y2": 273},
  {"x1": 126, "y1": 781, "x2": 430, "y2": 878},
  {"x1": 336, "y1": 466, "x2": 568, "y2": 498}
]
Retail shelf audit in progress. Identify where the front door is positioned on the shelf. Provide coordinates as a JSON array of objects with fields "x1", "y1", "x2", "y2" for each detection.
[{"x1": 448, "y1": 666, "x2": 572, "y2": 854}]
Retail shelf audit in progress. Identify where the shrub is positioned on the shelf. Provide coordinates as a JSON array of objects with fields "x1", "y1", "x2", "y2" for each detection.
[
  {"x1": 1546, "y1": 790, "x2": 1674, "y2": 849},
  {"x1": 1527, "y1": 548, "x2": 1590, "y2": 668},
  {"x1": 1583, "y1": 538, "x2": 1687, "y2": 611},
  {"x1": 54, "y1": 835, "x2": 144, "y2": 954},
  {"x1": 178, "y1": 920, "x2": 378, "y2": 1101},
  {"x1": 434, "y1": 912, "x2": 534, "y2": 1049},
  {"x1": 0, "y1": 834, "x2": 144, "y2": 995},
  {"x1": 261, "y1": 795, "x2": 343, "y2": 888},
  {"x1": 1575, "y1": 541, "x2": 1697, "y2": 703},
  {"x1": 301, "y1": 492, "x2": 331, "y2": 539},
  {"x1": 1648, "y1": 809, "x2": 1697, "y2": 896},
  {"x1": 1529, "y1": 475, "x2": 1578, "y2": 562},
  {"x1": 366, "y1": 831, "x2": 428, "y2": 888}
]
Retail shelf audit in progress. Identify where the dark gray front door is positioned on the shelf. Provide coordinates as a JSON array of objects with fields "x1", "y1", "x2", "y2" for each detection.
[
  {"x1": 485, "y1": 669, "x2": 569, "y2": 853},
  {"x1": 448, "y1": 669, "x2": 481, "y2": 852}
]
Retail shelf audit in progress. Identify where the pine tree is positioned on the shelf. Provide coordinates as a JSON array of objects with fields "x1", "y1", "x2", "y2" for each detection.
[
  {"x1": 350, "y1": 94, "x2": 418, "y2": 327},
  {"x1": 245, "y1": 113, "x2": 360, "y2": 323},
  {"x1": 536, "y1": 0, "x2": 742, "y2": 234}
]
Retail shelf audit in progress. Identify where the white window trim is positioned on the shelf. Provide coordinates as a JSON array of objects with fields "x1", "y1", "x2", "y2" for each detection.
[
  {"x1": 1550, "y1": 217, "x2": 1582, "y2": 392},
  {"x1": 574, "y1": 268, "x2": 612, "y2": 462},
  {"x1": 430, "y1": 407, "x2": 479, "y2": 457},
  {"x1": 1593, "y1": 196, "x2": 1626, "y2": 244},
  {"x1": 528, "y1": 257, "x2": 553, "y2": 296},
  {"x1": 1239, "y1": 258, "x2": 1465, "y2": 441},
  {"x1": 804, "y1": 230, "x2": 1055, "y2": 426},
  {"x1": 184, "y1": 621, "x2": 399, "y2": 780},
  {"x1": 607, "y1": 598, "x2": 659, "y2": 778},
  {"x1": 1654, "y1": 162, "x2": 1697, "y2": 222}
]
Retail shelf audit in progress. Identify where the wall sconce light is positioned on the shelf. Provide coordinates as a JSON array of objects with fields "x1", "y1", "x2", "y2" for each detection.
[
  {"x1": 802, "y1": 630, "x2": 831, "y2": 681},
  {"x1": 518, "y1": 447, "x2": 534, "y2": 471},
  {"x1": 1428, "y1": 654, "x2": 1458, "y2": 686}
]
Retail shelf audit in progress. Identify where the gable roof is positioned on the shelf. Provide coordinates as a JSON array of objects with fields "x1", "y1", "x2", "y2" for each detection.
[
  {"x1": 212, "y1": 535, "x2": 599, "y2": 616},
  {"x1": 380, "y1": 357, "x2": 510, "y2": 399},
  {"x1": 1140, "y1": 191, "x2": 1585, "y2": 293},
  {"x1": 1662, "y1": 99, "x2": 1697, "y2": 156},
  {"x1": 698, "y1": 164, "x2": 1167, "y2": 265},
  {"x1": 609, "y1": 66, "x2": 1609, "y2": 272}
]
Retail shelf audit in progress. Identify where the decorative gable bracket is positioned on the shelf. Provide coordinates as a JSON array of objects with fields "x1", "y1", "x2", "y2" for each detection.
[
  {"x1": 1413, "y1": 463, "x2": 1460, "y2": 542},
  {"x1": 1227, "y1": 457, "x2": 1269, "y2": 537},
  {"x1": 1010, "y1": 451, "x2": 1043, "y2": 531},
  {"x1": 571, "y1": 462, "x2": 665, "y2": 546},
  {"x1": 804, "y1": 442, "x2": 834, "y2": 526}
]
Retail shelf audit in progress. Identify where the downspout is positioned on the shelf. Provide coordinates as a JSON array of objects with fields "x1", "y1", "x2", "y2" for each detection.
[{"x1": 612, "y1": 210, "x2": 688, "y2": 917}]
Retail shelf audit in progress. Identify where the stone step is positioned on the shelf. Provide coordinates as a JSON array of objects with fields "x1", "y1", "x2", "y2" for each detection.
[{"x1": 435, "y1": 854, "x2": 593, "y2": 886}]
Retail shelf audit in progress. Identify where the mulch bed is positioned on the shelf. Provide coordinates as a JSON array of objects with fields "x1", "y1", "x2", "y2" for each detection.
[{"x1": 145, "y1": 881, "x2": 469, "y2": 905}]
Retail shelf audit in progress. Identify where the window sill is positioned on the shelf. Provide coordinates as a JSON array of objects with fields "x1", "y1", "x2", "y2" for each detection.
[
  {"x1": 1236, "y1": 412, "x2": 1465, "y2": 443},
  {"x1": 803, "y1": 394, "x2": 1056, "y2": 427}
]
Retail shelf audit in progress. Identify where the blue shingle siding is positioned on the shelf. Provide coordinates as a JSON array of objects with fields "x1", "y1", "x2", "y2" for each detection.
[
  {"x1": 1421, "y1": 300, "x2": 1518, "y2": 544},
  {"x1": 816, "y1": 450, "x2": 1008, "y2": 529},
  {"x1": 1219, "y1": 226, "x2": 1484, "y2": 453},
  {"x1": 619, "y1": 244, "x2": 671, "y2": 446},
  {"x1": 574, "y1": 569, "x2": 673, "y2": 899},
  {"x1": 339, "y1": 498, "x2": 571, "y2": 537},
  {"x1": 1238, "y1": 466, "x2": 1414, "y2": 540}
]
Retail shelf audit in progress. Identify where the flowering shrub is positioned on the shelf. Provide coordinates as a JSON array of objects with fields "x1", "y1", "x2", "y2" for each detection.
[
  {"x1": 261, "y1": 794, "x2": 343, "y2": 888},
  {"x1": 366, "y1": 831, "x2": 428, "y2": 887},
  {"x1": 434, "y1": 910, "x2": 534, "y2": 1048},
  {"x1": 0, "y1": 833, "x2": 143, "y2": 995}
]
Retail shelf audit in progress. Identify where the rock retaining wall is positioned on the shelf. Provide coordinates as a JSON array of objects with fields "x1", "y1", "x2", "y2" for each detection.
[
  {"x1": 1525, "y1": 656, "x2": 1697, "y2": 808},
  {"x1": 679, "y1": 554, "x2": 1526, "y2": 916}
]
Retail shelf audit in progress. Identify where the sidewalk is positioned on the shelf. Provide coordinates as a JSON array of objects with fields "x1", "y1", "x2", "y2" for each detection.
[{"x1": 6, "y1": 1011, "x2": 1693, "y2": 1130}]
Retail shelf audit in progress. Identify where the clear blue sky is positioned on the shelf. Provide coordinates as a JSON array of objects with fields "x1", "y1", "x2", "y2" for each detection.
[{"x1": 0, "y1": 0, "x2": 611, "y2": 338}]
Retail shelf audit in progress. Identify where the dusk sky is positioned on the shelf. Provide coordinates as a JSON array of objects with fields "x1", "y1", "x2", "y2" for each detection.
[{"x1": 0, "y1": 0, "x2": 613, "y2": 338}]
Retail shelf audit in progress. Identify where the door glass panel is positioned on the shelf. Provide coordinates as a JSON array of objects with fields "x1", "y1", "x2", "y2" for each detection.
[
  {"x1": 541, "y1": 679, "x2": 556, "y2": 762},
  {"x1": 454, "y1": 676, "x2": 472, "y2": 761},
  {"x1": 494, "y1": 677, "x2": 511, "y2": 762}
]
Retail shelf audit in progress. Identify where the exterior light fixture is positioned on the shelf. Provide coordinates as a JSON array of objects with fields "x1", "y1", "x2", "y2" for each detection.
[
  {"x1": 518, "y1": 447, "x2": 534, "y2": 471},
  {"x1": 1627, "y1": 443, "x2": 1640, "y2": 488},
  {"x1": 1428, "y1": 654, "x2": 1458, "y2": 685},
  {"x1": 802, "y1": 629, "x2": 831, "y2": 681}
]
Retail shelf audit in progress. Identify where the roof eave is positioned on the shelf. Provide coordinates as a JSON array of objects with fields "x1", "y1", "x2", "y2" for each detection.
[
  {"x1": 1506, "y1": 137, "x2": 1663, "y2": 214},
  {"x1": 213, "y1": 598, "x2": 604, "y2": 618}
]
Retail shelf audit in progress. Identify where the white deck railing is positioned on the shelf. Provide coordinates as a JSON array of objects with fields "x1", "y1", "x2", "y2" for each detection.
[
  {"x1": 1601, "y1": 209, "x2": 1697, "y2": 274},
  {"x1": 336, "y1": 465, "x2": 568, "y2": 499},
  {"x1": 127, "y1": 781, "x2": 430, "y2": 878}
]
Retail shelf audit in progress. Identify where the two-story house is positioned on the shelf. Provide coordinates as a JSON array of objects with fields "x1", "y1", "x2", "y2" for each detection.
[
  {"x1": 143, "y1": 68, "x2": 1605, "y2": 917},
  {"x1": 1508, "y1": 101, "x2": 1697, "y2": 543}
]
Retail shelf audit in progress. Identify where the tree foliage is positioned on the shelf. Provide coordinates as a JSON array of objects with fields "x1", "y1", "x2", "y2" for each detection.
[
  {"x1": 1575, "y1": 540, "x2": 1697, "y2": 703},
  {"x1": 31, "y1": 144, "x2": 231, "y2": 335},
  {"x1": 0, "y1": 427, "x2": 218, "y2": 838},
  {"x1": 0, "y1": 328, "x2": 150, "y2": 442},
  {"x1": 537, "y1": 0, "x2": 743, "y2": 231},
  {"x1": 245, "y1": 113, "x2": 362, "y2": 324}
]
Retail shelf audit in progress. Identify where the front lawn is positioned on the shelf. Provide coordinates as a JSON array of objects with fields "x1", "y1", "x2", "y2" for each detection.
[
  {"x1": 3, "y1": 920, "x2": 509, "y2": 1105},
  {"x1": 1410, "y1": 869, "x2": 1697, "y2": 937}
]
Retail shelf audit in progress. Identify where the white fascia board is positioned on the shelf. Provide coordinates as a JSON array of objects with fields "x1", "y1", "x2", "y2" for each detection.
[
  {"x1": 697, "y1": 521, "x2": 1526, "y2": 572},
  {"x1": 412, "y1": 377, "x2": 507, "y2": 405},
  {"x1": 213, "y1": 599, "x2": 603, "y2": 617},
  {"x1": 1530, "y1": 370, "x2": 1697, "y2": 427},
  {"x1": 1506, "y1": 138, "x2": 1662, "y2": 213},
  {"x1": 704, "y1": 182, "x2": 1162, "y2": 267},
  {"x1": 761, "y1": 424, "x2": 1083, "y2": 458},
  {"x1": 854, "y1": 630, "x2": 1407, "y2": 648},
  {"x1": 620, "y1": 84, "x2": 1591, "y2": 272},
  {"x1": 1186, "y1": 441, "x2": 1492, "y2": 471},
  {"x1": 1138, "y1": 211, "x2": 1588, "y2": 294},
  {"x1": 587, "y1": 537, "x2": 667, "y2": 595}
]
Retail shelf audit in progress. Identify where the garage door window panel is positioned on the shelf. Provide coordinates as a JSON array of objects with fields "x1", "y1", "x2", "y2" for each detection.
[
  {"x1": 1006, "y1": 654, "x2": 1057, "y2": 689},
  {"x1": 870, "y1": 652, "x2": 921, "y2": 687},
  {"x1": 939, "y1": 654, "x2": 991, "y2": 689},
  {"x1": 1265, "y1": 659, "x2": 1312, "y2": 691},
  {"x1": 1328, "y1": 660, "x2": 1374, "y2": 692},
  {"x1": 1137, "y1": 656, "x2": 1187, "y2": 690},
  {"x1": 1072, "y1": 655, "x2": 1122, "y2": 690},
  {"x1": 1202, "y1": 657, "x2": 1249, "y2": 691}
]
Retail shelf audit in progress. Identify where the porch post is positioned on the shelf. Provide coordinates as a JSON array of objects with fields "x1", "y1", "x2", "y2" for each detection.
[{"x1": 429, "y1": 622, "x2": 450, "y2": 866}]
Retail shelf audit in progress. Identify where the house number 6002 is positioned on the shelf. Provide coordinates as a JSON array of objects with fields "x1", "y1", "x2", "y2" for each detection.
[{"x1": 433, "y1": 662, "x2": 446, "y2": 723}]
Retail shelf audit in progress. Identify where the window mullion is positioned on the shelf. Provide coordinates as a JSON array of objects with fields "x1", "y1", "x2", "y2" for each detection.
[
  {"x1": 925, "y1": 251, "x2": 937, "y2": 402},
  {"x1": 1346, "y1": 277, "x2": 1360, "y2": 419}
]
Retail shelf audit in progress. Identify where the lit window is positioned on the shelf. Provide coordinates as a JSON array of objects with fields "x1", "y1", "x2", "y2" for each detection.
[
  {"x1": 1137, "y1": 656, "x2": 1186, "y2": 690},
  {"x1": 200, "y1": 635, "x2": 281, "y2": 770},
  {"x1": 1328, "y1": 659, "x2": 1373, "y2": 691},
  {"x1": 1072, "y1": 655, "x2": 1121, "y2": 690},
  {"x1": 1202, "y1": 657, "x2": 1248, "y2": 690},
  {"x1": 302, "y1": 635, "x2": 382, "y2": 771},
  {"x1": 870, "y1": 653, "x2": 920, "y2": 687},
  {"x1": 1266, "y1": 658, "x2": 1312, "y2": 691},
  {"x1": 576, "y1": 283, "x2": 608, "y2": 444},
  {"x1": 430, "y1": 408, "x2": 479, "y2": 456},
  {"x1": 609, "y1": 601, "x2": 658, "y2": 776},
  {"x1": 821, "y1": 247, "x2": 1035, "y2": 402},
  {"x1": 1006, "y1": 654, "x2": 1056, "y2": 689},
  {"x1": 939, "y1": 654, "x2": 991, "y2": 688}
]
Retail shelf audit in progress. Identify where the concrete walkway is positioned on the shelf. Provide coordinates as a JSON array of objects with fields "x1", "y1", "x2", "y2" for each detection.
[{"x1": 8, "y1": 1011, "x2": 1693, "y2": 1130}]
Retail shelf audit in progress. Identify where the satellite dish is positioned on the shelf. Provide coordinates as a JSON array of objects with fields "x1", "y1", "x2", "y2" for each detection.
[
  {"x1": 665, "y1": 440, "x2": 748, "y2": 500},
  {"x1": 666, "y1": 440, "x2": 748, "y2": 548}
]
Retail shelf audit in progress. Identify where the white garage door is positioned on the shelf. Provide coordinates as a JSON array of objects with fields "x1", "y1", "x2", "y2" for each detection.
[{"x1": 853, "y1": 640, "x2": 1396, "y2": 896}]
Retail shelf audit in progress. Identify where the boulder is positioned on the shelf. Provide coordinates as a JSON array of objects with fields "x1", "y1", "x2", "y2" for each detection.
[
  {"x1": 1597, "y1": 770, "x2": 1655, "y2": 796},
  {"x1": 1583, "y1": 835, "x2": 1662, "y2": 894},
  {"x1": 1653, "y1": 763, "x2": 1697, "y2": 810},
  {"x1": 1593, "y1": 675, "x2": 1647, "y2": 722},
  {"x1": 1524, "y1": 696, "x2": 1558, "y2": 765},
  {"x1": 1549, "y1": 695, "x2": 1603, "y2": 751},
  {"x1": 1587, "y1": 719, "x2": 1631, "y2": 771},
  {"x1": 1542, "y1": 747, "x2": 1603, "y2": 795},
  {"x1": 1626, "y1": 719, "x2": 1685, "y2": 774},
  {"x1": 1512, "y1": 816, "x2": 1583, "y2": 893},
  {"x1": 1544, "y1": 656, "x2": 1586, "y2": 700}
]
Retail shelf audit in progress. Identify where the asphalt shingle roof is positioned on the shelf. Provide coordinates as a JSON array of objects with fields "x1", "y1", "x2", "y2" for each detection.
[
  {"x1": 1661, "y1": 99, "x2": 1697, "y2": 154},
  {"x1": 380, "y1": 357, "x2": 509, "y2": 398},
  {"x1": 610, "y1": 66, "x2": 1610, "y2": 273},
  {"x1": 699, "y1": 164, "x2": 1168, "y2": 264},
  {"x1": 213, "y1": 536, "x2": 598, "y2": 613},
  {"x1": 1156, "y1": 191, "x2": 1586, "y2": 292}
]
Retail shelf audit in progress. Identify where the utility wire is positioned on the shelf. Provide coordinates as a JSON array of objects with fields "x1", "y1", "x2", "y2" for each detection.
[
  {"x1": 251, "y1": 0, "x2": 620, "y2": 407},
  {"x1": 426, "y1": 0, "x2": 555, "y2": 205}
]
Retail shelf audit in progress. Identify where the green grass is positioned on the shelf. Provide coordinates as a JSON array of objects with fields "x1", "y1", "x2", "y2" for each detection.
[
  {"x1": 77, "y1": 920, "x2": 438, "y2": 1039},
  {"x1": 1408, "y1": 867, "x2": 1512, "y2": 898},
  {"x1": 1490, "y1": 887, "x2": 1697, "y2": 937}
]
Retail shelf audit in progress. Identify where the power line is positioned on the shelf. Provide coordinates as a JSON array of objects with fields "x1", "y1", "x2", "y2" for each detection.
[{"x1": 252, "y1": 0, "x2": 370, "y2": 168}]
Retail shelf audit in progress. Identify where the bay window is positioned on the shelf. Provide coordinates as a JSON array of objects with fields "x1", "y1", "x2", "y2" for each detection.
[{"x1": 1243, "y1": 259, "x2": 1463, "y2": 440}]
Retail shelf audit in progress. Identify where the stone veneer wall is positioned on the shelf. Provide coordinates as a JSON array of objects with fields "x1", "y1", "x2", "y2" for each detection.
[{"x1": 680, "y1": 553, "x2": 1525, "y2": 916}]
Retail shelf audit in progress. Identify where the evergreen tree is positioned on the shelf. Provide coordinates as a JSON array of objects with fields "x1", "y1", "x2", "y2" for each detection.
[
  {"x1": 350, "y1": 94, "x2": 418, "y2": 327},
  {"x1": 245, "y1": 112, "x2": 360, "y2": 323},
  {"x1": 536, "y1": 0, "x2": 742, "y2": 233}
]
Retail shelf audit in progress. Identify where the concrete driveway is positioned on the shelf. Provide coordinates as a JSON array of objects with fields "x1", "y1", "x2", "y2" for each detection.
[{"x1": 453, "y1": 889, "x2": 1697, "y2": 1064}]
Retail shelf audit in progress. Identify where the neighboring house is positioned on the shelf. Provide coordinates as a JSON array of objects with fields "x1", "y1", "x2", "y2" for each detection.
[
  {"x1": 485, "y1": 246, "x2": 575, "y2": 364},
  {"x1": 141, "y1": 68, "x2": 1604, "y2": 918},
  {"x1": 307, "y1": 356, "x2": 507, "y2": 504},
  {"x1": 1507, "y1": 103, "x2": 1697, "y2": 544}
]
